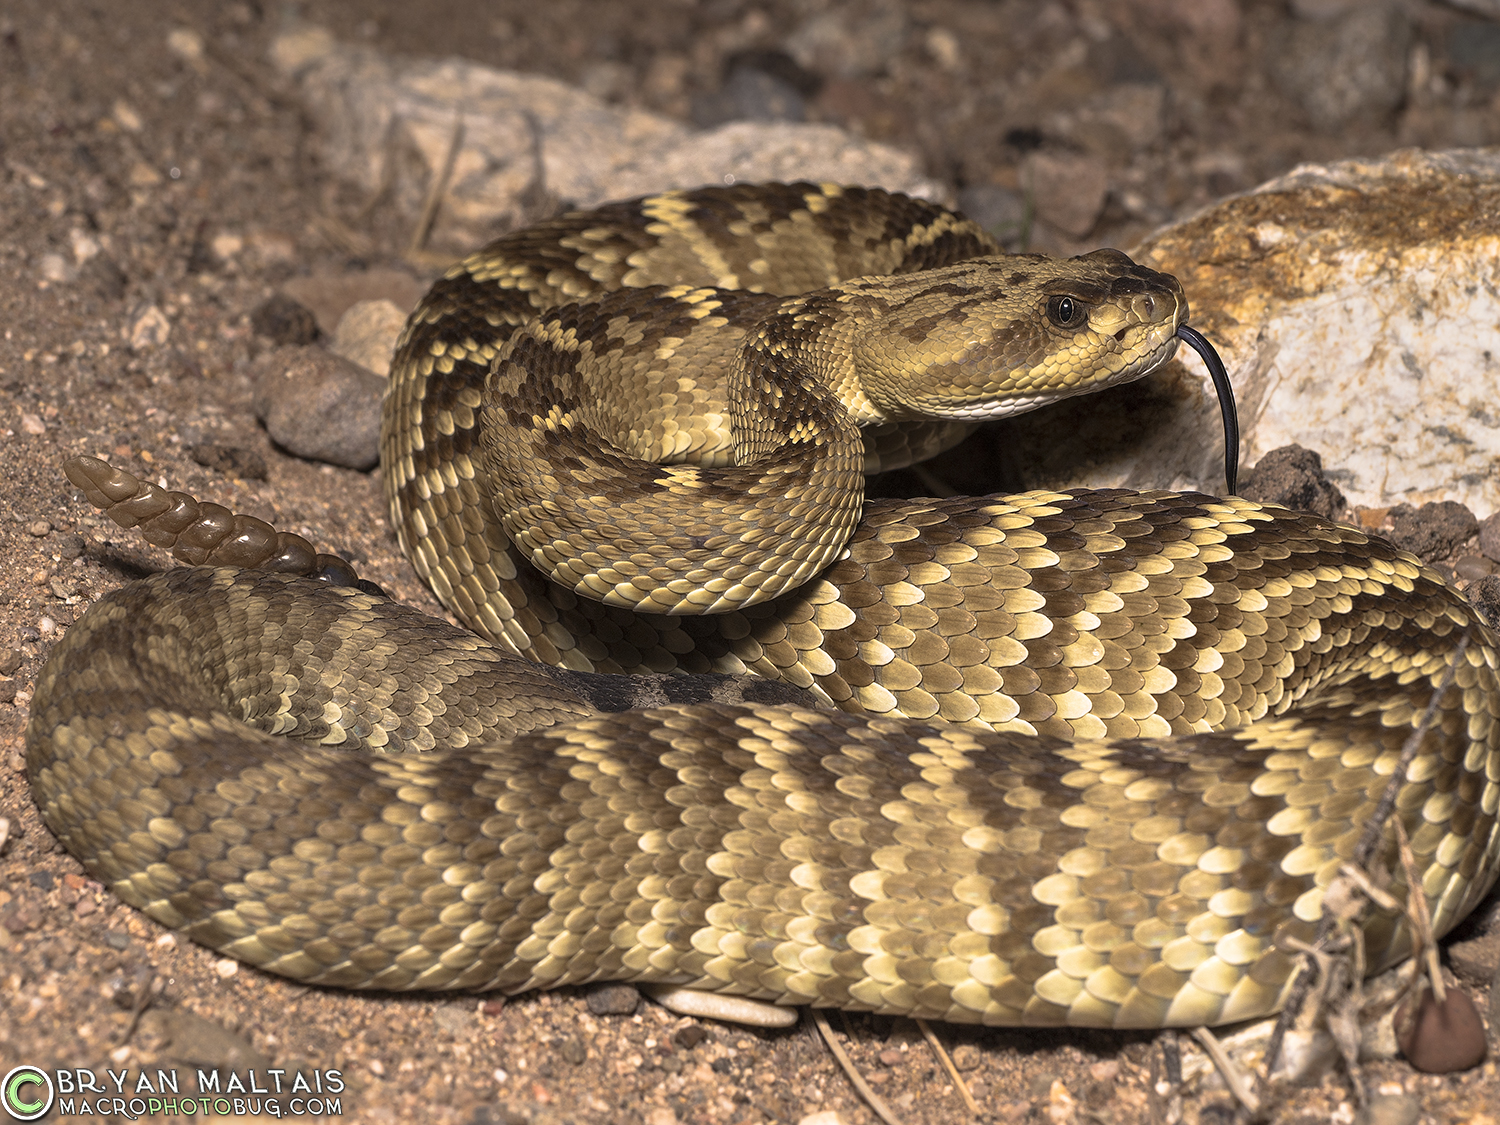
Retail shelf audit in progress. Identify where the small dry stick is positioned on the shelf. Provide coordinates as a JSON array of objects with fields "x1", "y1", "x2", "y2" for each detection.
[
  {"x1": 1392, "y1": 818, "x2": 1445, "y2": 1004},
  {"x1": 1260, "y1": 632, "x2": 1470, "y2": 1081},
  {"x1": 1188, "y1": 1027, "x2": 1260, "y2": 1115},
  {"x1": 407, "y1": 112, "x2": 465, "y2": 260},
  {"x1": 811, "y1": 1009, "x2": 904, "y2": 1125},
  {"x1": 915, "y1": 1018, "x2": 981, "y2": 1117}
]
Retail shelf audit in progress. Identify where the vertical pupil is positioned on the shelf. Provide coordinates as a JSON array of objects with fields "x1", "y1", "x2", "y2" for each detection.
[{"x1": 1057, "y1": 297, "x2": 1072, "y2": 322}]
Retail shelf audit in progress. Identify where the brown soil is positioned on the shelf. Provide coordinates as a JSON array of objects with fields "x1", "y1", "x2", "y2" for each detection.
[{"x1": 0, "y1": 2, "x2": 1497, "y2": 1123}]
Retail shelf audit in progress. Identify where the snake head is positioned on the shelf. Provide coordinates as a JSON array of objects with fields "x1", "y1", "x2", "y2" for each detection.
[{"x1": 848, "y1": 248, "x2": 1188, "y2": 422}]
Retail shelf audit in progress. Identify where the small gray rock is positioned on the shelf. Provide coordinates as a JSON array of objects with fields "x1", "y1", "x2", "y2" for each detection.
[
  {"x1": 584, "y1": 983, "x2": 640, "y2": 1015},
  {"x1": 1477, "y1": 511, "x2": 1500, "y2": 562},
  {"x1": 251, "y1": 346, "x2": 384, "y2": 470},
  {"x1": 1239, "y1": 444, "x2": 1347, "y2": 519},
  {"x1": 1386, "y1": 501, "x2": 1479, "y2": 563}
]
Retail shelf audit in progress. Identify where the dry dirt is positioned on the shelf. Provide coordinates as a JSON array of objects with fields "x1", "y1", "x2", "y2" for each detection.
[{"x1": 1, "y1": 2, "x2": 1498, "y2": 1124}]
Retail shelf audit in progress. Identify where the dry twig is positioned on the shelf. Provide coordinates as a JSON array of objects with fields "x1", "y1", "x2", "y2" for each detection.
[
  {"x1": 811, "y1": 1009, "x2": 904, "y2": 1125},
  {"x1": 1188, "y1": 1027, "x2": 1260, "y2": 1115},
  {"x1": 915, "y1": 1019, "x2": 981, "y2": 1117},
  {"x1": 407, "y1": 112, "x2": 465, "y2": 262}
]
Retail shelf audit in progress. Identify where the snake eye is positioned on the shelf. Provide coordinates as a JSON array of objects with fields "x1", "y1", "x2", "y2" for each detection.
[{"x1": 1046, "y1": 295, "x2": 1089, "y2": 329}]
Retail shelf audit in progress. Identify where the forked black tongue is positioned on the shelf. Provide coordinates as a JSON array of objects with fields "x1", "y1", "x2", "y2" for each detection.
[{"x1": 1176, "y1": 325, "x2": 1239, "y2": 494}]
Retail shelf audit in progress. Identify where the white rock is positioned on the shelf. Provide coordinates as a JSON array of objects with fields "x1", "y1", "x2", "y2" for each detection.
[
  {"x1": 998, "y1": 149, "x2": 1500, "y2": 517},
  {"x1": 1136, "y1": 148, "x2": 1500, "y2": 516},
  {"x1": 126, "y1": 305, "x2": 171, "y2": 351}
]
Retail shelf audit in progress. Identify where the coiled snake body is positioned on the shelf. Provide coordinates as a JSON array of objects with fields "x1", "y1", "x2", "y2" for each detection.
[{"x1": 28, "y1": 183, "x2": 1500, "y2": 1029}]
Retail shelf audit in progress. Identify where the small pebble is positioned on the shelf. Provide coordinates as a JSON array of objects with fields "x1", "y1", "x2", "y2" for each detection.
[
  {"x1": 126, "y1": 304, "x2": 171, "y2": 351},
  {"x1": 20, "y1": 413, "x2": 46, "y2": 435},
  {"x1": 211, "y1": 233, "x2": 244, "y2": 260},
  {"x1": 878, "y1": 1048, "x2": 902, "y2": 1067},
  {"x1": 1395, "y1": 983, "x2": 1487, "y2": 1073},
  {"x1": 214, "y1": 957, "x2": 239, "y2": 979},
  {"x1": 251, "y1": 345, "x2": 383, "y2": 469},
  {"x1": 70, "y1": 228, "x2": 100, "y2": 263},
  {"x1": 558, "y1": 1039, "x2": 586, "y2": 1065},
  {"x1": 950, "y1": 1043, "x2": 981, "y2": 1071},
  {"x1": 0, "y1": 650, "x2": 23, "y2": 675},
  {"x1": 584, "y1": 982, "x2": 640, "y2": 1015},
  {"x1": 166, "y1": 27, "x2": 204, "y2": 61},
  {"x1": 672, "y1": 1025, "x2": 709, "y2": 1050},
  {"x1": 27, "y1": 518, "x2": 51, "y2": 537},
  {"x1": 112, "y1": 99, "x2": 144, "y2": 132}
]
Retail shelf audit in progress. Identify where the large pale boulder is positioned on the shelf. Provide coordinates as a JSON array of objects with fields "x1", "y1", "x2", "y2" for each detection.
[
  {"x1": 985, "y1": 149, "x2": 1500, "y2": 518},
  {"x1": 271, "y1": 27, "x2": 946, "y2": 253}
]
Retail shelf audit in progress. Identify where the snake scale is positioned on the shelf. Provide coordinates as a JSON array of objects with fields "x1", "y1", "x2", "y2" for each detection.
[{"x1": 27, "y1": 183, "x2": 1500, "y2": 1029}]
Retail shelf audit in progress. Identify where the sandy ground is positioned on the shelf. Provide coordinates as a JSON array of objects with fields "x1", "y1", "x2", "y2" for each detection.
[{"x1": 1, "y1": 2, "x2": 1498, "y2": 1123}]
